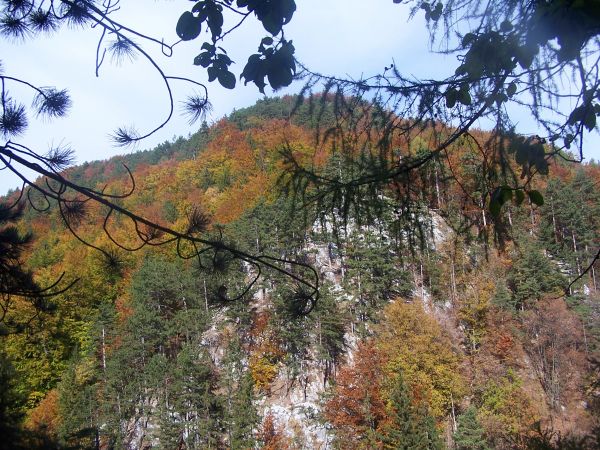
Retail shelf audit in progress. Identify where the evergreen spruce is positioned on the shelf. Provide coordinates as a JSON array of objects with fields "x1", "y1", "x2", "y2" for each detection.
[
  {"x1": 491, "y1": 281, "x2": 515, "y2": 311},
  {"x1": 508, "y1": 238, "x2": 564, "y2": 310},
  {"x1": 0, "y1": 351, "x2": 26, "y2": 450},
  {"x1": 344, "y1": 227, "x2": 412, "y2": 332},
  {"x1": 381, "y1": 372, "x2": 442, "y2": 450},
  {"x1": 221, "y1": 336, "x2": 259, "y2": 449},
  {"x1": 453, "y1": 406, "x2": 490, "y2": 450},
  {"x1": 229, "y1": 372, "x2": 259, "y2": 449}
]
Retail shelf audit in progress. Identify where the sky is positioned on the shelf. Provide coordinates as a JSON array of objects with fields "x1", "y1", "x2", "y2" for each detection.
[{"x1": 1, "y1": 0, "x2": 599, "y2": 194}]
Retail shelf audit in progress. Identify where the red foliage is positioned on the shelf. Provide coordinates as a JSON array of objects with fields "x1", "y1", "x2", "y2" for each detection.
[
  {"x1": 323, "y1": 341, "x2": 387, "y2": 448},
  {"x1": 259, "y1": 411, "x2": 289, "y2": 450}
]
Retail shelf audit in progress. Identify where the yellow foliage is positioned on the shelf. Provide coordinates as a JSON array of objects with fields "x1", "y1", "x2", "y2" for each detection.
[
  {"x1": 478, "y1": 370, "x2": 539, "y2": 439},
  {"x1": 249, "y1": 353, "x2": 279, "y2": 394},
  {"x1": 458, "y1": 277, "x2": 495, "y2": 352},
  {"x1": 249, "y1": 313, "x2": 284, "y2": 394},
  {"x1": 376, "y1": 300, "x2": 465, "y2": 420},
  {"x1": 25, "y1": 389, "x2": 60, "y2": 441}
]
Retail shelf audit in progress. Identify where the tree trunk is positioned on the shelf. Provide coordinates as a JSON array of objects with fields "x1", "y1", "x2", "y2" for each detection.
[
  {"x1": 204, "y1": 278, "x2": 208, "y2": 312},
  {"x1": 572, "y1": 231, "x2": 580, "y2": 274},
  {"x1": 101, "y1": 326, "x2": 107, "y2": 373},
  {"x1": 551, "y1": 195, "x2": 559, "y2": 244},
  {"x1": 434, "y1": 166, "x2": 442, "y2": 209}
]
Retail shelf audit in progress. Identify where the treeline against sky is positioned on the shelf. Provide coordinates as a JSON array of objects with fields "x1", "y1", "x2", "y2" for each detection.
[{"x1": 1, "y1": 96, "x2": 599, "y2": 449}]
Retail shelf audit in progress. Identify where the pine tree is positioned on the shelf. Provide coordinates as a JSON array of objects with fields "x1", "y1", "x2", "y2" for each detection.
[
  {"x1": 100, "y1": 256, "x2": 219, "y2": 448},
  {"x1": 310, "y1": 283, "x2": 347, "y2": 383},
  {"x1": 271, "y1": 281, "x2": 311, "y2": 376},
  {"x1": 344, "y1": 227, "x2": 412, "y2": 332},
  {"x1": 380, "y1": 372, "x2": 442, "y2": 450},
  {"x1": 0, "y1": 351, "x2": 26, "y2": 450},
  {"x1": 57, "y1": 354, "x2": 100, "y2": 449},
  {"x1": 381, "y1": 372, "x2": 416, "y2": 449},
  {"x1": 229, "y1": 372, "x2": 259, "y2": 449},
  {"x1": 453, "y1": 406, "x2": 490, "y2": 450},
  {"x1": 166, "y1": 345, "x2": 221, "y2": 449},
  {"x1": 508, "y1": 238, "x2": 564, "y2": 310},
  {"x1": 221, "y1": 336, "x2": 259, "y2": 449}
]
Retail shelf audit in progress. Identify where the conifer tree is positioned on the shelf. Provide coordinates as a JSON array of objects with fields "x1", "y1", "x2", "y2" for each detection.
[
  {"x1": 162, "y1": 345, "x2": 221, "y2": 449},
  {"x1": 0, "y1": 351, "x2": 26, "y2": 450},
  {"x1": 540, "y1": 171, "x2": 600, "y2": 289},
  {"x1": 57, "y1": 354, "x2": 100, "y2": 449},
  {"x1": 272, "y1": 281, "x2": 311, "y2": 376},
  {"x1": 310, "y1": 283, "x2": 347, "y2": 383},
  {"x1": 453, "y1": 406, "x2": 490, "y2": 450},
  {"x1": 380, "y1": 372, "x2": 442, "y2": 450},
  {"x1": 508, "y1": 238, "x2": 564, "y2": 310},
  {"x1": 491, "y1": 282, "x2": 515, "y2": 311},
  {"x1": 229, "y1": 372, "x2": 259, "y2": 449},
  {"x1": 344, "y1": 228, "x2": 412, "y2": 331},
  {"x1": 99, "y1": 256, "x2": 220, "y2": 448},
  {"x1": 221, "y1": 336, "x2": 259, "y2": 449}
]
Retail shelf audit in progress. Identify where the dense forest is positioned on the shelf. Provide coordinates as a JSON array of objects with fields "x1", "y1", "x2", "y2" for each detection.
[{"x1": 1, "y1": 96, "x2": 599, "y2": 449}]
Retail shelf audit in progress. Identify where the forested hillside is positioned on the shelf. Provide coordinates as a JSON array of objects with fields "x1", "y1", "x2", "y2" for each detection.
[{"x1": 1, "y1": 96, "x2": 599, "y2": 449}]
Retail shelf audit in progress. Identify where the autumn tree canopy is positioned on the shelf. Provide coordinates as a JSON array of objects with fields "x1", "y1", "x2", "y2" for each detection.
[{"x1": 2, "y1": 0, "x2": 600, "y2": 300}]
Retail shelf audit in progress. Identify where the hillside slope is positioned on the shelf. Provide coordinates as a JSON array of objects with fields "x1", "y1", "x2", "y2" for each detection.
[{"x1": 1, "y1": 96, "x2": 599, "y2": 449}]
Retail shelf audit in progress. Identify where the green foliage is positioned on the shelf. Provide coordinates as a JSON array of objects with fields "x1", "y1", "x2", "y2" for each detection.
[
  {"x1": 4, "y1": 322, "x2": 71, "y2": 410},
  {"x1": 310, "y1": 283, "x2": 347, "y2": 368},
  {"x1": 84, "y1": 256, "x2": 224, "y2": 448},
  {"x1": 539, "y1": 171, "x2": 600, "y2": 285},
  {"x1": 477, "y1": 369, "x2": 536, "y2": 438},
  {"x1": 221, "y1": 336, "x2": 259, "y2": 449},
  {"x1": 343, "y1": 227, "x2": 413, "y2": 331},
  {"x1": 380, "y1": 372, "x2": 443, "y2": 450},
  {"x1": 0, "y1": 351, "x2": 26, "y2": 450},
  {"x1": 57, "y1": 355, "x2": 98, "y2": 449},
  {"x1": 229, "y1": 372, "x2": 259, "y2": 449},
  {"x1": 159, "y1": 345, "x2": 221, "y2": 449},
  {"x1": 271, "y1": 281, "x2": 312, "y2": 375},
  {"x1": 508, "y1": 238, "x2": 564, "y2": 309},
  {"x1": 453, "y1": 406, "x2": 490, "y2": 450},
  {"x1": 491, "y1": 281, "x2": 514, "y2": 311},
  {"x1": 178, "y1": 0, "x2": 297, "y2": 92}
]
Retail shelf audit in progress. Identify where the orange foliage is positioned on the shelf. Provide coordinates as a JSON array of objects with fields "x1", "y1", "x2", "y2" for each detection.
[
  {"x1": 213, "y1": 172, "x2": 272, "y2": 223},
  {"x1": 249, "y1": 312, "x2": 284, "y2": 394},
  {"x1": 259, "y1": 411, "x2": 289, "y2": 449},
  {"x1": 323, "y1": 341, "x2": 387, "y2": 448},
  {"x1": 492, "y1": 333, "x2": 515, "y2": 361},
  {"x1": 203, "y1": 120, "x2": 255, "y2": 176},
  {"x1": 482, "y1": 308, "x2": 522, "y2": 365},
  {"x1": 25, "y1": 389, "x2": 60, "y2": 439}
]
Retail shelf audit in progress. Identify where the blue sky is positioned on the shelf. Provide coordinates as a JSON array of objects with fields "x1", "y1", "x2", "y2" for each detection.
[{"x1": 1, "y1": 0, "x2": 599, "y2": 194}]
